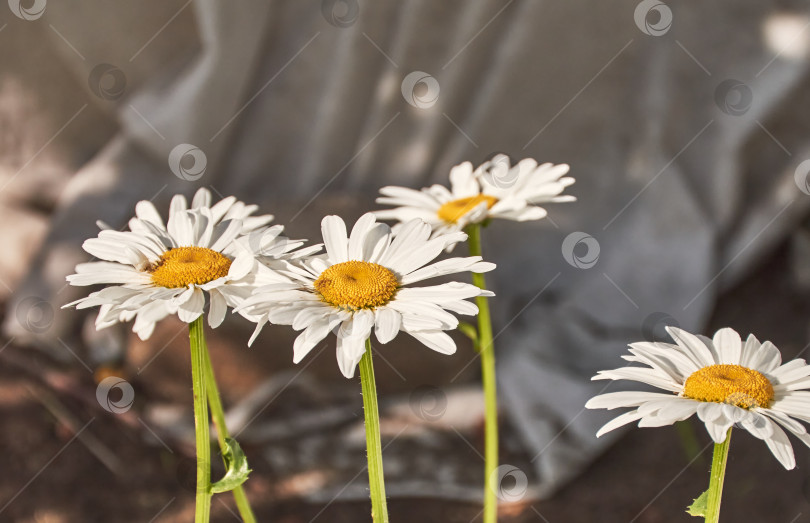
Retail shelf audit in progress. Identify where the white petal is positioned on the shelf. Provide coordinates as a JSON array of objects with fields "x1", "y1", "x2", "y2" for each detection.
[
  {"x1": 228, "y1": 254, "x2": 255, "y2": 280},
  {"x1": 697, "y1": 402, "x2": 725, "y2": 423},
  {"x1": 167, "y1": 204, "x2": 193, "y2": 246},
  {"x1": 191, "y1": 188, "x2": 212, "y2": 209},
  {"x1": 374, "y1": 307, "x2": 401, "y2": 344},
  {"x1": 208, "y1": 289, "x2": 227, "y2": 328},
  {"x1": 210, "y1": 219, "x2": 244, "y2": 252},
  {"x1": 449, "y1": 161, "x2": 479, "y2": 197},
  {"x1": 407, "y1": 330, "x2": 456, "y2": 355},
  {"x1": 135, "y1": 200, "x2": 165, "y2": 228},
  {"x1": 67, "y1": 262, "x2": 151, "y2": 286},
  {"x1": 703, "y1": 418, "x2": 732, "y2": 443},
  {"x1": 750, "y1": 340, "x2": 782, "y2": 373},
  {"x1": 348, "y1": 213, "x2": 378, "y2": 260},
  {"x1": 763, "y1": 421, "x2": 796, "y2": 469},
  {"x1": 322, "y1": 215, "x2": 349, "y2": 263},
  {"x1": 713, "y1": 328, "x2": 742, "y2": 364},
  {"x1": 666, "y1": 326, "x2": 716, "y2": 367},
  {"x1": 247, "y1": 318, "x2": 267, "y2": 346},
  {"x1": 596, "y1": 410, "x2": 644, "y2": 437},
  {"x1": 336, "y1": 331, "x2": 367, "y2": 378},
  {"x1": 740, "y1": 334, "x2": 762, "y2": 367},
  {"x1": 400, "y1": 256, "x2": 495, "y2": 285},
  {"x1": 293, "y1": 316, "x2": 337, "y2": 363},
  {"x1": 592, "y1": 367, "x2": 681, "y2": 393},
  {"x1": 585, "y1": 391, "x2": 683, "y2": 410},
  {"x1": 378, "y1": 219, "x2": 432, "y2": 268},
  {"x1": 637, "y1": 399, "x2": 699, "y2": 426},
  {"x1": 772, "y1": 360, "x2": 810, "y2": 385},
  {"x1": 177, "y1": 288, "x2": 205, "y2": 322}
]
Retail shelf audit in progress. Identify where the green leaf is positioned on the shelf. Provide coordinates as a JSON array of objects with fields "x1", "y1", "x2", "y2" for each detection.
[
  {"x1": 457, "y1": 322, "x2": 479, "y2": 348},
  {"x1": 686, "y1": 489, "x2": 708, "y2": 517},
  {"x1": 211, "y1": 437, "x2": 252, "y2": 494}
]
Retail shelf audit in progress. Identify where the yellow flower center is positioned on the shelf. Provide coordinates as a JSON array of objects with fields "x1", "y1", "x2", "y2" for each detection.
[
  {"x1": 314, "y1": 261, "x2": 399, "y2": 310},
  {"x1": 149, "y1": 247, "x2": 232, "y2": 288},
  {"x1": 437, "y1": 194, "x2": 498, "y2": 224},
  {"x1": 682, "y1": 364, "x2": 774, "y2": 409}
]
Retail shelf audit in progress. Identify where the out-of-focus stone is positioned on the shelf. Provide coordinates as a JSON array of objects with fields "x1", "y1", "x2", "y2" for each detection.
[{"x1": 0, "y1": 204, "x2": 48, "y2": 300}]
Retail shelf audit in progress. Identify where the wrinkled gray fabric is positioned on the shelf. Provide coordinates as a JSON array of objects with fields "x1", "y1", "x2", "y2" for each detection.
[{"x1": 4, "y1": 0, "x2": 810, "y2": 498}]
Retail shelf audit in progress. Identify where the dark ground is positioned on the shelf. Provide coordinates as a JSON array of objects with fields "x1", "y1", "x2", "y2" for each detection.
[{"x1": 2, "y1": 241, "x2": 810, "y2": 523}]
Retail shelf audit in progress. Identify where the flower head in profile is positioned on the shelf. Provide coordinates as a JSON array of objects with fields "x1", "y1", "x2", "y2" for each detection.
[
  {"x1": 238, "y1": 213, "x2": 495, "y2": 378},
  {"x1": 64, "y1": 188, "x2": 300, "y2": 340},
  {"x1": 374, "y1": 154, "x2": 575, "y2": 237},
  {"x1": 586, "y1": 326, "x2": 810, "y2": 469}
]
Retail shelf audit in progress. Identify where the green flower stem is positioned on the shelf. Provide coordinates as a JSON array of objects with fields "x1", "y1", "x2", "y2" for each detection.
[
  {"x1": 466, "y1": 223, "x2": 498, "y2": 523},
  {"x1": 189, "y1": 317, "x2": 212, "y2": 522},
  {"x1": 201, "y1": 339, "x2": 257, "y2": 523},
  {"x1": 359, "y1": 339, "x2": 389, "y2": 523},
  {"x1": 705, "y1": 428, "x2": 732, "y2": 523}
]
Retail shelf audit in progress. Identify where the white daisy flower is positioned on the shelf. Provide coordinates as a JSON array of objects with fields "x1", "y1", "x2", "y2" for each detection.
[
  {"x1": 238, "y1": 213, "x2": 496, "y2": 378},
  {"x1": 586, "y1": 326, "x2": 810, "y2": 470},
  {"x1": 374, "y1": 154, "x2": 575, "y2": 237},
  {"x1": 64, "y1": 188, "x2": 299, "y2": 340}
]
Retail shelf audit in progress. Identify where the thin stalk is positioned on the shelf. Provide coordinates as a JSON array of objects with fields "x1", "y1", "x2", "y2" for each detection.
[
  {"x1": 189, "y1": 317, "x2": 212, "y2": 522},
  {"x1": 705, "y1": 428, "x2": 732, "y2": 523},
  {"x1": 201, "y1": 341, "x2": 257, "y2": 522},
  {"x1": 359, "y1": 339, "x2": 389, "y2": 523},
  {"x1": 466, "y1": 223, "x2": 498, "y2": 523}
]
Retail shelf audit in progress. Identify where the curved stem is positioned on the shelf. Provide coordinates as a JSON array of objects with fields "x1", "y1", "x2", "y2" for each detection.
[
  {"x1": 359, "y1": 339, "x2": 389, "y2": 523},
  {"x1": 189, "y1": 317, "x2": 212, "y2": 522},
  {"x1": 705, "y1": 428, "x2": 732, "y2": 523},
  {"x1": 202, "y1": 342, "x2": 257, "y2": 522},
  {"x1": 466, "y1": 224, "x2": 498, "y2": 523}
]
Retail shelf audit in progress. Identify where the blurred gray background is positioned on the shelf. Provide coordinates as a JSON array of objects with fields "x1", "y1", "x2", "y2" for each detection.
[{"x1": 3, "y1": 1, "x2": 810, "y2": 521}]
